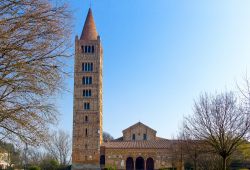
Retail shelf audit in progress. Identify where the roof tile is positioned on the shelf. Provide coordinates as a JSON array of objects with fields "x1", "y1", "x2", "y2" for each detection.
[
  {"x1": 80, "y1": 8, "x2": 98, "y2": 40},
  {"x1": 102, "y1": 140, "x2": 171, "y2": 149}
]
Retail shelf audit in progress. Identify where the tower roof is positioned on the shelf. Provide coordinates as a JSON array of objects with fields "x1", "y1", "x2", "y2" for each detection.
[{"x1": 80, "y1": 8, "x2": 98, "y2": 40}]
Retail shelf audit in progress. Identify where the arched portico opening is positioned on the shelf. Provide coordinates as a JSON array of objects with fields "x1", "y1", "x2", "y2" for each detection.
[
  {"x1": 100, "y1": 155, "x2": 105, "y2": 165},
  {"x1": 146, "y1": 157, "x2": 154, "y2": 170},
  {"x1": 126, "y1": 157, "x2": 134, "y2": 170},
  {"x1": 136, "y1": 157, "x2": 145, "y2": 170}
]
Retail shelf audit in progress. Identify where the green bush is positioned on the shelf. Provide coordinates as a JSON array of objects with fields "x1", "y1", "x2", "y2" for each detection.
[
  {"x1": 28, "y1": 166, "x2": 41, "y2": 170},
  {"x1": 40, "y1": 159, "x2": 59, "y2": 170},
  {"x1": 104, "y1": 165, "x2": 116, "y2": 170}
]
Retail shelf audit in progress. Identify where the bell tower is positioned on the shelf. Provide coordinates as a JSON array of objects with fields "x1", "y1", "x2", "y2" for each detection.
[{"x1": 72, "y1": 8, "x2": 103, "y2": 170}]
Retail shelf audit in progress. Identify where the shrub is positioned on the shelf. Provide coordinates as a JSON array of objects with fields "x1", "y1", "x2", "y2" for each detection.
[
  {"x1": 28, "y1": 166, "x2": 41, "y2": 170},
  {"x1": 104, "y1": 165, "x2": 116, "y2": 170}
]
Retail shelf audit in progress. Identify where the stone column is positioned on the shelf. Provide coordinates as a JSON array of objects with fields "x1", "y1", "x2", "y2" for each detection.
[
  {"x1": 133, "y1": 159, "x2": 135, "y2": 170},
  {"x1": 144, "y1": 160, "x2": 146, "y2": 170}
]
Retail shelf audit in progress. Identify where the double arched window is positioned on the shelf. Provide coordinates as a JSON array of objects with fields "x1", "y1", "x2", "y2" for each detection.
[{"x1": 84, "y1": 102, "x2": 90, "y2": 110}]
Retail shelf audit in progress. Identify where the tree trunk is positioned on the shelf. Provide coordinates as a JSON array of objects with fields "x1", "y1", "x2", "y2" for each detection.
[
  {"x1": 194, "y1": 152, "x2": 197, "y2": 170},
  {"x1": 222, "y1": 156, "x2": 227, "y2": 170}
]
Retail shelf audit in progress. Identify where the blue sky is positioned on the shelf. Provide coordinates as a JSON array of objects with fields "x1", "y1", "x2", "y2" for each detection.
[{"x1": 56, "y1": 0, "x2": 250, "y2": 139}]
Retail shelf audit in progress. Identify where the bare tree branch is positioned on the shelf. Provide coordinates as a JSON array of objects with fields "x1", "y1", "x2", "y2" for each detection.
[
  {"x1": 0, "y1": 0, "x2": 72, "y2": 145},
  {"x1": 184, "y1": 92, "x2": 250, "y2": 170},
  {"x1": 44, "y1": 130, "x2": 71, "y2": 165}
]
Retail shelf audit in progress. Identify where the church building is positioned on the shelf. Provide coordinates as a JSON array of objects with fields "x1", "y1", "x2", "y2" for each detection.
[{"x1": 72, "y1": 8, "x2": 182, "y2": 170}]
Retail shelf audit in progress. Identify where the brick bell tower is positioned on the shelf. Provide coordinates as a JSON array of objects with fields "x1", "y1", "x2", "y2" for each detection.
[{"x1": 72, "y1": 8, "x2": 103, "y2": 170}]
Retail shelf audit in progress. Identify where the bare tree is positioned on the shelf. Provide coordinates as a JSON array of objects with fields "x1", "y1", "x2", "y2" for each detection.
[
  {"x1": 181, "y1": 137, "x2": 219, "y2": 170},
  {"x1": 0, "y1": 0, "x2": 71, "y2": 145},
  {"x1": 184, "y1": 92, "x2": 250, "y2": 170},
  {"x1": 44, "y1": 130, "x2": 71, "y2": 166},
  {"x1": 180, "y1": 135, "x2": 206, "y2": 170},
  {"x1": 197, "y1": 153, "x2": 221, "y2": 170},
  {"x1": 23, "y1": 146, "x2": 43, "y2": 167},
  {"x1": 168, "y1": 139, "x2": 180, "y2": 169}
]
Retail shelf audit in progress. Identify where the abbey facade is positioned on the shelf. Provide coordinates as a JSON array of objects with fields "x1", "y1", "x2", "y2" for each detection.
[{"x1": 72, "y1": 8, "x2": 182, "y2": 170}]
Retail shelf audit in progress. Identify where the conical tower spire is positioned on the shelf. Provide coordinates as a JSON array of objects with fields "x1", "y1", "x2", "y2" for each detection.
[{"x1": 80, "y1": 8, "x2": 98, "y2": 40}]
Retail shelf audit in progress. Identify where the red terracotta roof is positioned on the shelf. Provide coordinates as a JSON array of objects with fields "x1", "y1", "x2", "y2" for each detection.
[
  {"x1": 102, "y1": 140, "x2": 171, "y2": 149},
  {"x1": 114, "y1": 136, "x2": 167, "y2": 141},
  {"x1": 80, "y1": 8, "x2": 98, "y2": 40}
]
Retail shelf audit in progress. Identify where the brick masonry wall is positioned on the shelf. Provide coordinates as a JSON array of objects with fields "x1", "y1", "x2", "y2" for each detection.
[
  {"x1": 103, "y1": 148, "x2": 183, "y2": 170},
  {"x1": 123, "y1": 124, "x2": 157, "y2": 141},
  {"x1": 72, "y1": 36, "x2": 103, "y2": 167}
]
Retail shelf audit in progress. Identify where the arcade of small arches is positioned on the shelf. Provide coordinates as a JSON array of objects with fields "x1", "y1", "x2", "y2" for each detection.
[
  {"x1": 100, "y1": 155, "x2": 154, "y2": 170},
  {"x1": 126, "y1": 157, "x2": 154, "y2": 170}
]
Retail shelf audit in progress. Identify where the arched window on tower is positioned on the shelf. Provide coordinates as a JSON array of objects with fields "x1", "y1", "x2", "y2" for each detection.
[
  {"x1": 85, "y1": 63, "x2": 88, "y2": 71},
  {"x1": 85, "y1": 116, "x2": 88, "y2": 122},
  {"x1": 81, "y1": 46, "x2": 84, "y2": 53},
  {"x1": 85, "y1": 128, "x2": 88, "y2": 136},
  {"x1": 82, "y1": 77, "x2": 92, "y2": 85},
  {"x1": 88, "y1": 46, "x2": 91, "y2": 53},
  {"x1": 90, "y1": 63, "x2": 93, "y2": 71},
  {"x1": 84, "y1": 46, "x2": 88, "y2": 53},
  {"x1": 83, "y1": 45, "x2": 95, "y2": 54},
  {"x1": 84, "y1": 102, "x2": 90, "y2": 110},
  {"x1": 89, "y1": 77, "x2": 92, "y2": 84},
  {"x1": 82, "y1": 63, "x2": 93, "y2": 72},
  {"x1": 83, "y1": 77, "x2": 87, "y2": 84},
  {"x1": 83, "y1": 90, "x2": 92, "y2": 97}
]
